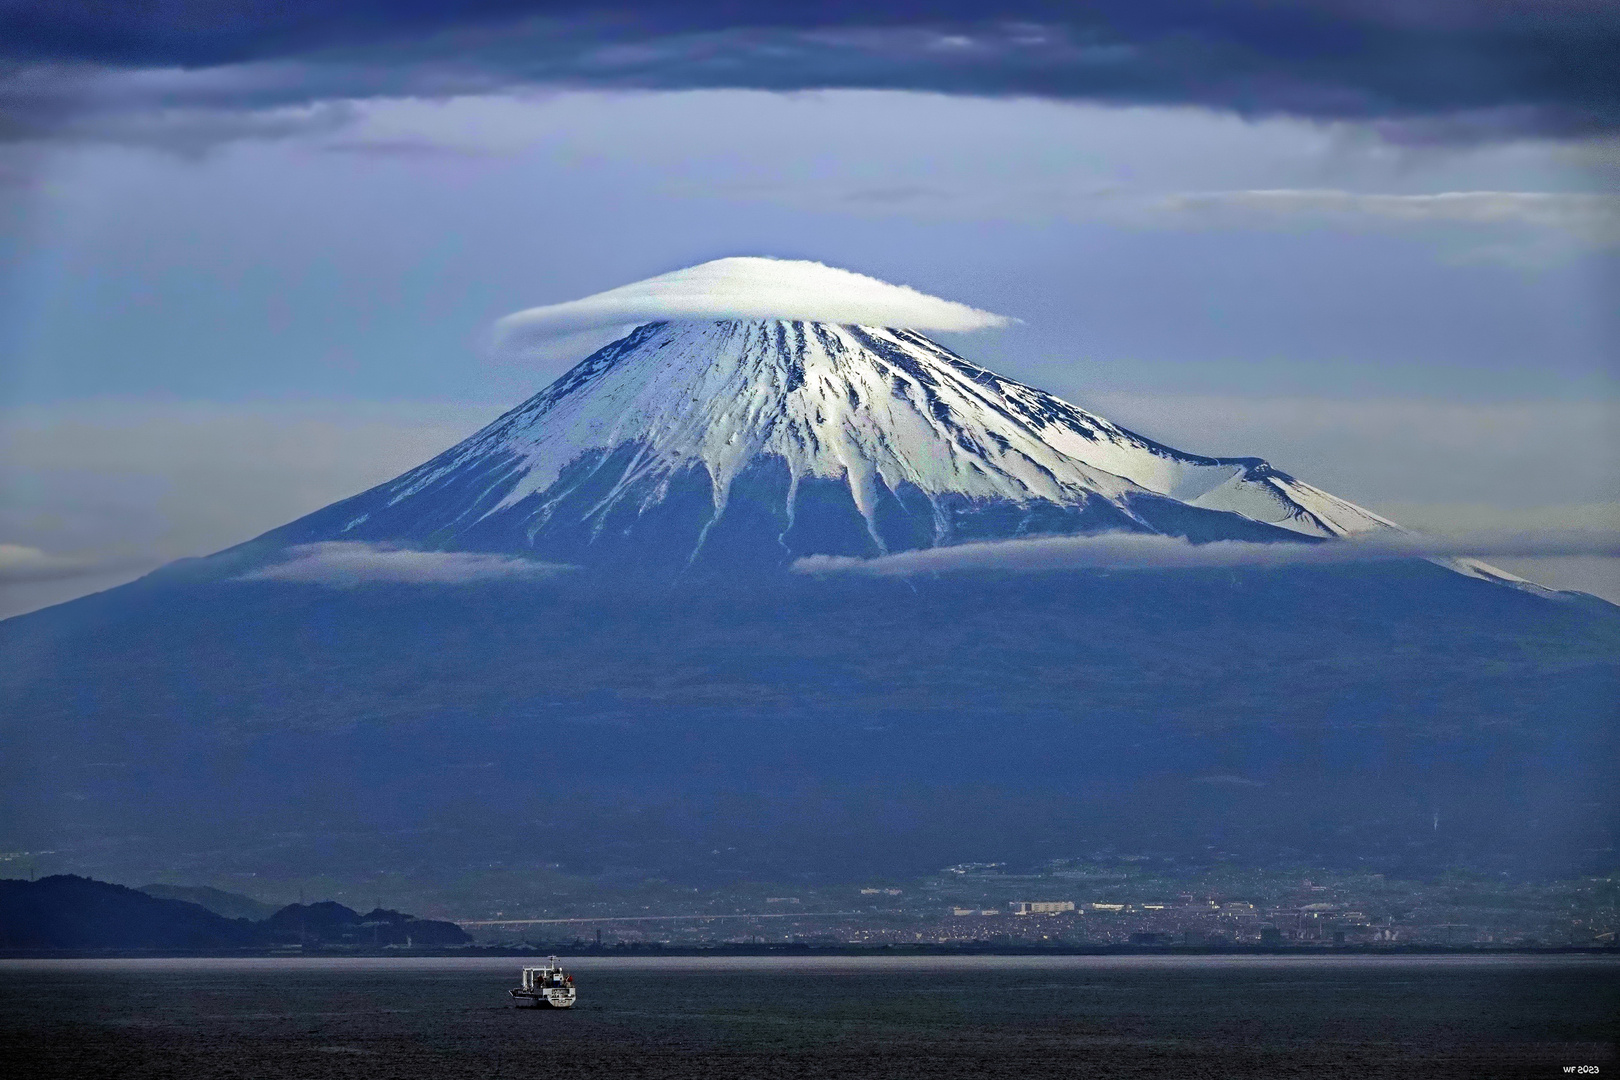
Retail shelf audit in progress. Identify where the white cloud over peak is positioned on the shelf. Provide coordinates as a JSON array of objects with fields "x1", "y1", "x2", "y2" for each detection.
[
  {"x1": 238, "y1": 542, "x2": 571, "y2": 586},
  {"x1": 494, "y1": 257, "x2": 1013, "y2": 346}
]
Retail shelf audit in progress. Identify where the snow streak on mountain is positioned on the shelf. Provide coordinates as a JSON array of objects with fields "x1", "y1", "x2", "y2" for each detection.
[{"x1": 264, "y1": 315, "x2": 1532, "y2": 583}]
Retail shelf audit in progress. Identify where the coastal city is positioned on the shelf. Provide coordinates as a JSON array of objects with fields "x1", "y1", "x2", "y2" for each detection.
[{"x1": 460, "y1": 856, "x2": 1620, "y2": 950}]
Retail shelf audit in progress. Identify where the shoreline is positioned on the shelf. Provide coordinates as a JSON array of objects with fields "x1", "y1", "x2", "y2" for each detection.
[{"x1": 3, "y1": 942, "x2": 1616, "y2": 961}]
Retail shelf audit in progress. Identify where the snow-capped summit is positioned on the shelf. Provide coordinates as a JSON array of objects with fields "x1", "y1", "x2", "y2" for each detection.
[
  {"x1": 240, "y1": 256, "x2": 1540, "y2": 585},
  {"x1": 262, "y1": 313, "x2": 1527, "y2": 582}
]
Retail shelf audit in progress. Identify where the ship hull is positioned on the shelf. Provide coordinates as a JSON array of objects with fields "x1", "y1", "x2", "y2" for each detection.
[{"x1": 510, "y1": 987, "x2": 577, "y2": 1008}]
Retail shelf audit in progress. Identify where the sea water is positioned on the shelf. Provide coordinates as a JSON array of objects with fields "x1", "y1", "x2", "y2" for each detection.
[{"x1": 3, "y1": 954, "x2": 1615, "y2": 1078}]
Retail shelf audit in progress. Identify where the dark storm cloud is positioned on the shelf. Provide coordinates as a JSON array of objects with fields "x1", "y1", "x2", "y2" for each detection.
[{"x1": 1, "y1": 2, "x2": 1615, "y2": 147}]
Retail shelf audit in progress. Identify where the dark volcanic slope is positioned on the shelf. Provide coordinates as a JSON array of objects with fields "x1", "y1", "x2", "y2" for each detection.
[{"x1": 2, "y1": 560, "x2": 1614, "y2": 888}]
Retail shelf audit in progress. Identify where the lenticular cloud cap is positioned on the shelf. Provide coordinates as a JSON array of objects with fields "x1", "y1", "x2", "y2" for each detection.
[{"x1": 495, "y1": 256, "x2": 1013, "y2": 344}]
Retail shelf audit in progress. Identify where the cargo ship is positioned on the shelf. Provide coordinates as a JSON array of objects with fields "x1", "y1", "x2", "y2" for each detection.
[{"x1": 510, "y1": 959, "x2": 577, "y2": 1008}]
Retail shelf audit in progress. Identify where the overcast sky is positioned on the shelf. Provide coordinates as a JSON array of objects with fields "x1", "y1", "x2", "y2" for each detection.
[{"x1": 1, "y1": 2, "x2": 1616, "y2": 614}]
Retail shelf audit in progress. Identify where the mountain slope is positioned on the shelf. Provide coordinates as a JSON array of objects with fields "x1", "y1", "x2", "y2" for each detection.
[
  {"x1": 2, "y1": 562, "x2": 1613, "y2": 893},
  {"x1": 5, "y1": 301, "x2": 1604, "y2": 902},
  {"x1": 263, "y1": 320, "x2": 1432, "y2": 576}
]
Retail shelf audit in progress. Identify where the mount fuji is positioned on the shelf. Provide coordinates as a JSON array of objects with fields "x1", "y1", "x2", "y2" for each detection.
[
  {"x1": 1, "y1": 259, "x2": 1612, "y2": 900},
  {"x1": 255, "y1": 306, "x2": 1514, "y2": 588}
]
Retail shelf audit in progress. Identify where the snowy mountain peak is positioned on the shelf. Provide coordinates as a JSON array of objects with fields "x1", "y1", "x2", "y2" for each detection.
[
  {"x1": 454, "y1": 320, "x2": 1386, "y2": 539},
  {"x1": 266, "y1": 317, "x2": 1479, "y2": 579}
]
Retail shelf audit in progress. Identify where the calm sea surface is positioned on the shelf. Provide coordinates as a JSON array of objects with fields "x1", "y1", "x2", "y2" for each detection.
[{"x1": 2, "y1": 954, "x2": 1615, "y2": 1079}]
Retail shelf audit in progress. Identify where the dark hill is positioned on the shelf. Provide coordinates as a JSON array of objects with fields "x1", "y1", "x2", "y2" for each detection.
[
  {"x1": 0, "y1": 876, "x2": 259, "y2": 950},
  {"x1": 138, "y1": 883, "x2": 277, "y2": 921},
  {"x1": 0, "y1": 876, "x2": 470, "y2": 950},
  {"x1": 264, "y1": 902, "x2": 470, "y2": 946}
]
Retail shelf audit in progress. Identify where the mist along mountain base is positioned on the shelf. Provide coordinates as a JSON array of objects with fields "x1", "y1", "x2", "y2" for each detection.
[{"x1": 0, "y1": 320, "x2": 1614, "y2": 901}]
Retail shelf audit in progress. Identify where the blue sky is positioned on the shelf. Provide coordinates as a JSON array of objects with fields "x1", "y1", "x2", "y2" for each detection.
[{"x1": 0, "y1": 4, "x2": 1615, "y2": 613}]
